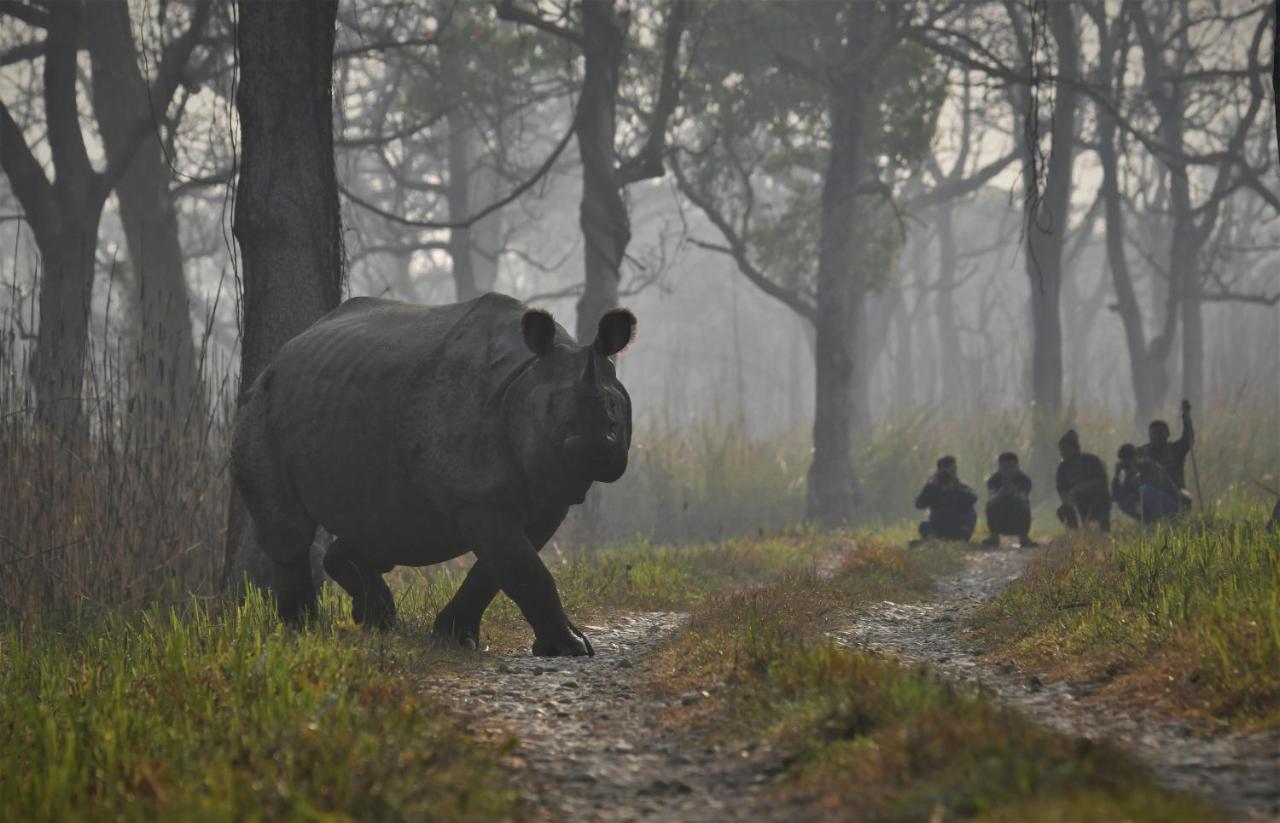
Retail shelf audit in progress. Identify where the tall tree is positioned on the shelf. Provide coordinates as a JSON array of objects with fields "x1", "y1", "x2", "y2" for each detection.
[
  {"x1": 224, "y1": 0, "x2": 344, "y2": 590},
  {"x1": 1009, "y1": 0, "x2": 1080, "y2": 421},
  {"x1": 672, "y1": 3, "x2": 950, "y2": 525},
  {"x1": 496, "y1": 0, "x2": 688, "y2": 343}
]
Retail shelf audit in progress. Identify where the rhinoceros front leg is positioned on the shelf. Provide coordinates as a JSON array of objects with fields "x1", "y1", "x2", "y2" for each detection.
[
  {"x1": 456, "y1": 505, "x2": 593, "y2": 657},
  {"x1": 432, "y1": 562, "x2": 498, "y2": 650},
  {"x1": 322, "y1": 539, "x2": 397, "y2": 630}
]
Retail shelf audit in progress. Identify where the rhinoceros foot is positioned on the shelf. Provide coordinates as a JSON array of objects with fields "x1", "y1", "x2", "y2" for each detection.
[
  {"x1": 532, "y1": 623, "x2": 595, "y2": 657},
  {"x1": 430, "y1": 625, "x2": 480, "y2": 651}
]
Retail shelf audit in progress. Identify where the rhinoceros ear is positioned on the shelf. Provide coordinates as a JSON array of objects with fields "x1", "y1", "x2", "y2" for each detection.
[
  {"x1": 594, "y1": 308, "x2": 636, "y2": 356},
  {"x1": 521, "y1": 309, "x2": 557, "y2": 356}
]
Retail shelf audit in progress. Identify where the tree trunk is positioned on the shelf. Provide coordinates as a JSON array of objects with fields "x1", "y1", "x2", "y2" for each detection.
[
  {"x1": 1165, "y1": 115, "x2": 1201, "y2": 409},
  {"x1": 470, "y1": 160, "x2": 503, "y2": 294},
  {"x1": 1179, "y1": 238, "x2": 1203, "y2": 406},
  {"x1": 807, "y1": 4, "x2": 876, "y2": 527},
  {"x1": 934, "y1": 202, "x2": 963, "y2": 401},
  {"x1": 29, "y1": 218, "x2": 99, "y2": 432},
  {"x1": 573, "y1": 0, "x2": 629, "y2": 344},
  {"x1": 891, "y1": 288, "x2": 913, "y2": 413},
  {"x1": 447, "y1": 111, "x2": 478, "y2": 301},
  {"x1": 1019, "y1": 1, "x2": 1078, "y2": 436},
  {"x1": 88, "y1": 0, "x2": 200, "y2": 426},
  {"x1": 851, "y1": 287, "x2": 893, "y2": 441},
  {"x1": 224, "y1": 0, "x2": 344, "y2": 590},
  {"x1": 789, "y1": 315, "x2": 807, "y2": 430},
  {"x1": 1097, "y1": 98, "x2": 1162, "y2": 421},
  {"x1": 442, "y1": 23, "x2": 479, "y2": 302}
]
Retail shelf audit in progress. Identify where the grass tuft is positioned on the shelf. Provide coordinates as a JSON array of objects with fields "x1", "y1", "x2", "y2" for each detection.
[{"x1": 974, "y1": 511, "x2": 1280, "y2": 728}]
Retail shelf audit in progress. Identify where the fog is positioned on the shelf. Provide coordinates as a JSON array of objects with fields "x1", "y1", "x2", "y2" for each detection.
[{"x1": 1, "y1": 0, "x2": 1276, "y2": 523}]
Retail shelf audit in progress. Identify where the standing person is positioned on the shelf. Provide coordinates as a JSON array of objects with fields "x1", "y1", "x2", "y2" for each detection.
[
  {"x1": 1112, "y1": 444, "x2": 1179, "y2": 525},
  {"x1": 1055, "y1": 430, "x2": 1111, "y2": 533},
  {"x1": 1137, "y1": 400, "x2": 1195, "y2": 509},
  {"x1": 983, "y1": 452, "x2": 1038, "y2": 548},
  {"x1": 914, "y1": 456, "x2": 978, "y2": 543}
]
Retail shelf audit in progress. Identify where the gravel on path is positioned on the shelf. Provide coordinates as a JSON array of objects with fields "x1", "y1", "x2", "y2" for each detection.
[{"x1": 433, "y1": 612, "x2": 785, "y2": 821}]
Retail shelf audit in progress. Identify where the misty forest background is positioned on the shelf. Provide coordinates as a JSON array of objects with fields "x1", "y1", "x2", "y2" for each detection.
[{"x1": 0, "y1": 0, "x2": 1276, "y2": 619}]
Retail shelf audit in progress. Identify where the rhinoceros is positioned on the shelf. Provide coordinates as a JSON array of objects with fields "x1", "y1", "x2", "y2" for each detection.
[{"x1": 230, "y1": 293, "x2": 635, "y2": 656}]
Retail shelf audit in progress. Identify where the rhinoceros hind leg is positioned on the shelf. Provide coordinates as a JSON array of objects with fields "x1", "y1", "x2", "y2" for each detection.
[
  {"x1": 272, "y1": 553, "x2": 318, "y2": 627},
  {"x1": 323, "y1": 539, "x2": 397, "y2": 630},
  {"x1": 432, "y1": 562, "x2": 499, "y2": 650}
]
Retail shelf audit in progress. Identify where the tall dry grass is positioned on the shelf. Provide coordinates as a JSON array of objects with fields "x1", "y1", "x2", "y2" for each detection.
[{"x1": 0, "y1": 320, "x2": 235, "y2": 621}]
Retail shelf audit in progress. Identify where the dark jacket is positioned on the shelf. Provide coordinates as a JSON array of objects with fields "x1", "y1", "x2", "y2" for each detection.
[
  {"x1": 1137, "y1": 419, "x2": 1193, "y2": 489},
  {"x1": 987, "y1": 470, "x2": 1032, "y2": 506},
  {"x1": 1056, "y1": 453, "x2": 1109, "y2": 504},
  {"x1": 916, "y1": 478, "x2": 978, "y2": 528}
]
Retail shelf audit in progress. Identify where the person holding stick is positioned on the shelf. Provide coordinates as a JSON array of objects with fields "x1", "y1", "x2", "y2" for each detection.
[{"x1": 1138, "y1": 400, "x2": 1195, "y2": 510}]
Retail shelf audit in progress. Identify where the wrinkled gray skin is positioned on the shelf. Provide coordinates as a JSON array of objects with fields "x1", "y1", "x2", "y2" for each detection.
[{"x1": 231, "y1": 293, "x2": 635, "y2": 656}]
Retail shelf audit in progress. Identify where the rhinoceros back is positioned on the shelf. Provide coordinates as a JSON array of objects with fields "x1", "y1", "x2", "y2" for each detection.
[{"x1": 250, "y1": 293, "x2": 546, "y2": 553}]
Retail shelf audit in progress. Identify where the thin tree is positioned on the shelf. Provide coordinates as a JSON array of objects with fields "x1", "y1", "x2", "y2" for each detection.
[
  {"x1": 495, "y1": 0, "x2": 689, "y2": 343},
  {"x1": 87, "y1": 0, "x2": 204, "y2": 427}
]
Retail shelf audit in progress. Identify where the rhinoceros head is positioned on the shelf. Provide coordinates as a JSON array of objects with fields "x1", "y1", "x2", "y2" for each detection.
[{"x1": 514, "y1": 307, "x2": 635, "y2": 488}]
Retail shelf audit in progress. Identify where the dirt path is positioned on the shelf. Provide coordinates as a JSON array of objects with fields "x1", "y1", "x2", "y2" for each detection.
[
  {"x1": 435, "y1": 613, "x2": 782, "y2": 821},
  {"x1": 834, "y1": 548, "x2": 1280, "y2": 821}
]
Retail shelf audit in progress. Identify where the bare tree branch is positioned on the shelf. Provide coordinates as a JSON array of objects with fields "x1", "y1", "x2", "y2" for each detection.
[
  {"x1": 671, "y1": 150, "x2": 816, "y2": 320},
  {"x1": 493, "y1": 0, "x2": 585, "y2": 47},
  {"x1": 618, "y1": 0, "x2": 690, "y2": 185},
  {"x1": 0, "y1": 1, "x2": 48, "y2": 28},
  {"x1": 340, "y1": 111, "x2": 576, "y2": 230},
  {"x1": 0, "y1": 98, "x2": 56, "y2": 235},
  {"x1": 93, "y1": 0, "x2": 213, "y2": 202}
]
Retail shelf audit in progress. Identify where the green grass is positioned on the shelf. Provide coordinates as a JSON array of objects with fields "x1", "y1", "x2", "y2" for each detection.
[
  {"x1": 974, "y1": 509, "x2": 1280, "y2": 728},
  {"x1": 3, "y1": 519, "x2": 1267, "y2": 819},
  {"x1": 0, "y1": 590, "x2": 520, "y2": 821},
  {"x1": 648, "y1": 540, "x2": 1219, "y2": 821},
  {"x1": 0, "y1": 531, "x2": 848, "y2": 819}
]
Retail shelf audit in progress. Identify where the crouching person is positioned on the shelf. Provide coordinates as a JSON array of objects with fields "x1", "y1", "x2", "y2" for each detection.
[
  {"x1": 1055, "y1": 430, "x2": 1112, "y2": 533},
  {"x1": 983, "y1": 452, "x2": 1038, "y2": 548},
  {"x1": 914, "y1": 455, "x2": 978, "y2": 543},
  {"x1": 1112, "y1": 444, "x2": 1179, "y2": 525}
]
